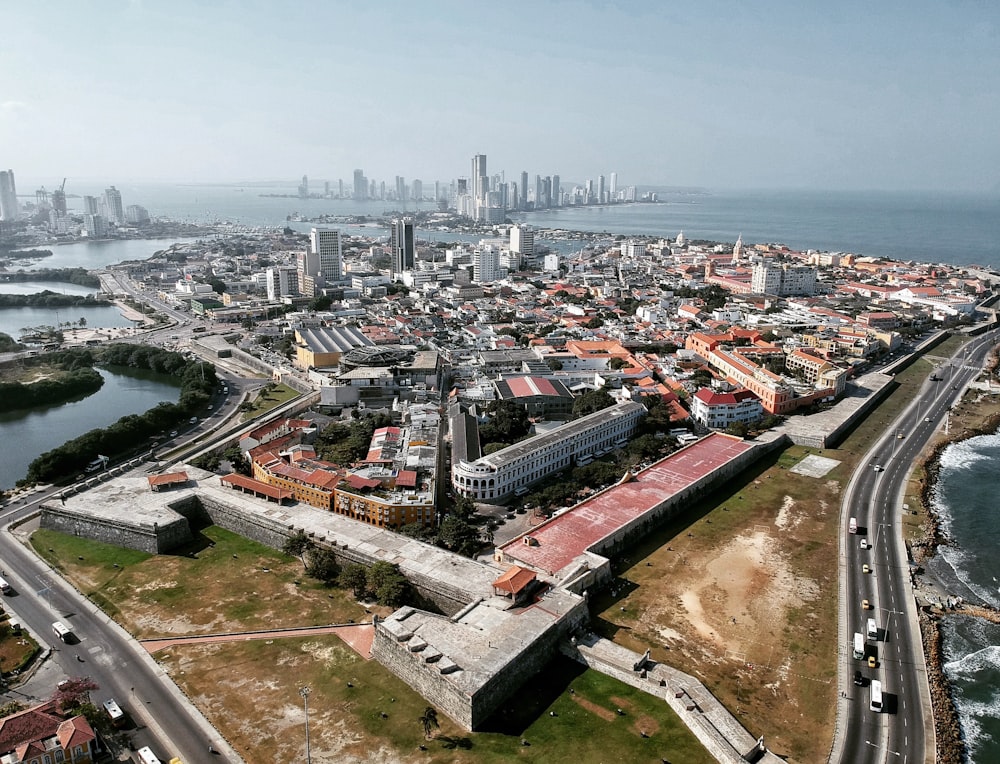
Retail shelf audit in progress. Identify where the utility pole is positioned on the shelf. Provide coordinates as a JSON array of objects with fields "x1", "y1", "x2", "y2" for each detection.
[{"x1": 300, "y1": 686, "x2": 312, "y2": 764}]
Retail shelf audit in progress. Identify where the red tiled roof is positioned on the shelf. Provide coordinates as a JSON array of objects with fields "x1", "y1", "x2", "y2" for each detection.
[
  {"x1": 395, "y1": 469, "x2": 417, "y2": 488},
  {"x1": 345, "y1": 474, "x2": 381, "y2": 490},
  {"x1": 493, "y1": 566, "x2": 537, "y2": 595},
  {"x1": 220, "y1": 474, "x2": 292, "y2": 501},
  {"x1": 147, "y1": 472, "x2": 189, "y2": 488},
  {"x1": 57, "y1": 716, "x2": 96, "y2": 749}
]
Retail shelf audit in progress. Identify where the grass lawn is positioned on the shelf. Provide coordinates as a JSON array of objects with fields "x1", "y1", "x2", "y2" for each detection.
[
  {"x1": 240, "y1": 383, "x2": 300, "y2": 421},
  {"x1": 34, "y1": 526, "x2": 714, "y2": 763},
  {"x1": 30, "y1": 526, "x2": 374, "y2": 637},
  {"x1": 0, "y1": 620, "x2": 38, "y2": 677},
  {"x1": 160, "y1": 639, "x2": 715, "y2": 764}
]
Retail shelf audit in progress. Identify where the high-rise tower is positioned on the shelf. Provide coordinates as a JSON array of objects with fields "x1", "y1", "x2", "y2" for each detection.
[
  {"x1": 389, "y1": 218, "x2": 415, "y2": 278},
  {"x1": 472, "y1": 154, "x2": 488, "y2": 218},
  {"x1": 353, "y1": 169, "x2": 367, "y2": 200},
  {"x1": 0, "y1": 170, "x2": 19, "y2": 221},
  {"x1": 310, "y1": 227, "x2": 343, "y2": 282},
  {"x1": 103, "y1": 186, "x2": 124, "y2": 224}
]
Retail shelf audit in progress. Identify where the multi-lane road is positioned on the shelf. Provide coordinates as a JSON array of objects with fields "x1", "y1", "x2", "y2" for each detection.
[
  {"x1": 0, "y1": 490, "x2": 236, "y2": 762},
  {"x1": 836, "y1": 328, "x2": 999, "y2": 764}
]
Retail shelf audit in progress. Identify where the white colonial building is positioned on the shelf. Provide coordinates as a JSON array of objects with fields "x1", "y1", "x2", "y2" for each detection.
[{"x1": 451, "y1": 401, "x2": 646, "y2": 502}]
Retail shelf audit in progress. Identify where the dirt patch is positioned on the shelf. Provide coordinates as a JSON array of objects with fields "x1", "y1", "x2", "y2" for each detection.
[
  {"x1": 570, "y1": 694, "x2": 616, "y2": 721},
  {"x1": 632, "y1": 715, "x2": 660, "y2": 737},
  {"x1": 594, "y1": 445, "x2": 842, "y2": 762}
]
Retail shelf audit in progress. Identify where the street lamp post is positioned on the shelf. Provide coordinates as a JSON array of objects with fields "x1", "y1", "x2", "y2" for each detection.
[{"x1": 300, "y1": 686, "x2": 312, "y2": 764}]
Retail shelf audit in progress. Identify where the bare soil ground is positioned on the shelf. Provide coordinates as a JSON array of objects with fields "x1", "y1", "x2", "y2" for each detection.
[
  {"x1": 593, "y1": 447, "x2": 840, "y2": 762},
  {"x1": 591, "y1": 353, "x2": 963, "y2": 763}
]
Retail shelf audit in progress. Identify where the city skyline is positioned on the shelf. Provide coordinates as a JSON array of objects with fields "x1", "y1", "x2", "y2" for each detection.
[{"x1": 2, "y1": 2, "x2": 999, "y2": 192}]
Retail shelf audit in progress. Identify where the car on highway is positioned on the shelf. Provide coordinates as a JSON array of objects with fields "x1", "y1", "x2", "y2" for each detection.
[
  {"x1": 896, "y1": 432, "x2": 905, "y2": 439},
  {"x1": 872, "y1": 464, "x2": 883, "y2": 472},
  {"x1": 860, "y1": 538, "x2": 868, "y2": 549},
  {"x1": 925, "y1": 416, "x2": 932, "y2": 422},
  {"x1": 854, "y1": 670, "x2": 866, "y2": 686},
  {"x1": 863, "y1": 564, "x2": 870, "y2": 574},
  {"x1": 868, "y1": 655, "x2": 877, "y2": 669},
  {"x1": 169, "y1": 430, "x2": 178, "y2": 438},
  {"x1": 862, "y1": 598, "x2": 871, "y2": 610}
]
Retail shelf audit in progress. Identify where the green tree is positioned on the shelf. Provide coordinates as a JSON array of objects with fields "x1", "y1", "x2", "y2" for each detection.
[
  {"x1": 305, "y1": 547, "x2": 340, "y2": 585},
  {"x1": 366, "y1": 561, "x2": 408, "y2": 607},
  {"x1": 572, "y1": 388, "x2": 615, "y2": 417},
  {"x1": 726, "y1": 421, "x2": 749, "y2": 438},
  {"x1": 0, "y1": 701, "x2": 26, "y2": 718},
  {"x1": 338, "y1": 563, "x2": 369, "y2": 599},
  {"x1": 283, "y1": 530, "x2": 313, "y2": 568}
]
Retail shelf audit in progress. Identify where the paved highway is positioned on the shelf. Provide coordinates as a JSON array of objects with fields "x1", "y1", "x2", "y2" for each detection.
[
  {"x1": 835, "y1": 329, "x2": 999, "y2": 764},
  {"x1": 0, "y1": 490, "x2": 238, "y2": 762}
]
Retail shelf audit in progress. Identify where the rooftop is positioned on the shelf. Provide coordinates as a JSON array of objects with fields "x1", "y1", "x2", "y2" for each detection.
[{"x1": 501, "y1": 433, "x2": 755, "y2": 575}]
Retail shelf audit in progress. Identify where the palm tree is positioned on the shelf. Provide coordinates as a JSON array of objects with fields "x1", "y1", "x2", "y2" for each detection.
[{"x1": 419, "y1": 706, "x2": 439, "y2": 739}]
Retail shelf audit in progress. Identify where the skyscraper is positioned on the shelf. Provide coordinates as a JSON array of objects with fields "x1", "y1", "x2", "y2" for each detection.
[
  {"x1": 103, "y1": 186, "x2": 124, "y2": 224},
  {"x1": 353, "y1": 169, "x2": 368, "y2": 200},
  {"x1": 551, "y1": 175, "x2": 560, "y2": 208},
  {"x1": 83, "y1": 195, "x2": 99, "y2": 215},
  {"x1": 412, "y1": 179, "x2": 422, "y2": 202},
  {"x1": 395, "y1": 176, "x2": 406, "y2": 201},
  {"x1": 389, "y1": 218, "x2": 415, "y2": 278},
  {"x1": 609, "y1": 172, "x2": 618, "y2": 197},
  {"x1": 472, "y1": 154, "x2": 487, "y2": 218},
  {"x1": 598, "y1": 175, "x2": 606, "y2": 204},
  {"x1": 311, "y1": 227, "x2": 343, "y2": 282},
  {"x1": 0, "y1": 170, "x2": 19, "y2": 221},
  {"x1": 520, "y1": 171, "x2": 529, "y2": 211}
]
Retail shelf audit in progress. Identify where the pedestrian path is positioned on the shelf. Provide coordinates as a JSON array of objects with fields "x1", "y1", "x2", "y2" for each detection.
[{"x1": 140, "y1": 623, "x2": 375, "y2": 659}]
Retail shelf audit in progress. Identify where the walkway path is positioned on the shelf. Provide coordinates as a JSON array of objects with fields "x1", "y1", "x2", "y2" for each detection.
[{"x1": 140, "y1": 623, "x2": 375, "y2": 659}]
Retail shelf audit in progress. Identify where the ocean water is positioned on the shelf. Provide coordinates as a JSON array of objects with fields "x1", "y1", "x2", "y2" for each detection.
[
  {"x1": 36, "y1": 182, "x2": 1000, "y2": 269},
  {"x1": 516, "y1": 189, "x2": 1000, "y2": 270},
  {"x1": 932, "y1": 433, "x2": 1000, "y2": 762}
]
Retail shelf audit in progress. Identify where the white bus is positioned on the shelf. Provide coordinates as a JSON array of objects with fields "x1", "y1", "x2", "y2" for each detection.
[
  {"x1": 136, "y1": 747, "x2": 162, "y2": 764},
  {"x1": 102, "y1": 698, "x2": 124, "y2": 727},
  {"x1": 852, "y1": 632, "x2": 865, "y2": 660},
  {"x1": 870, "y1": 679, "x2": 883, "y2": 712},
  {"x1": 51, "y1": 621, "x2": 72, "y2": 642}
]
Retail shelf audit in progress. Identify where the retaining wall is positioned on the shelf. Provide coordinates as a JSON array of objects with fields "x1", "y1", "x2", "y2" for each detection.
[
  {"x1": 39, "y1": 506, "x2": 191, "y2": 554},
  {"x1": 561, "y1": 634, "x2": 784, "y2": 764}
]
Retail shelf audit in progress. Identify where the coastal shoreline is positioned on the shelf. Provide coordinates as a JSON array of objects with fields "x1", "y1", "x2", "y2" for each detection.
[{"x1": 909, "y1": 347, "x2": 1000, "y2": 764}]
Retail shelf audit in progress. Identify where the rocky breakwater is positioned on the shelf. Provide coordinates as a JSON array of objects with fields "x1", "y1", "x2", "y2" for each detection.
[{"x1": 919, "y1": 611, "x2": 964, "y2": 764}]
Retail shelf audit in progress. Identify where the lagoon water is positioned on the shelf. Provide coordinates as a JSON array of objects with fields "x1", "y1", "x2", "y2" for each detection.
[{"x1": 0, "y1": 367, "x2": 180, "y2": 489}]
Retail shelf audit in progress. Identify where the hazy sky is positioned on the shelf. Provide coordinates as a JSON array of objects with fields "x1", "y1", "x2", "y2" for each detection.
[{"x1": 3, "y1": 1, "x2": 999, "y2": 191}]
